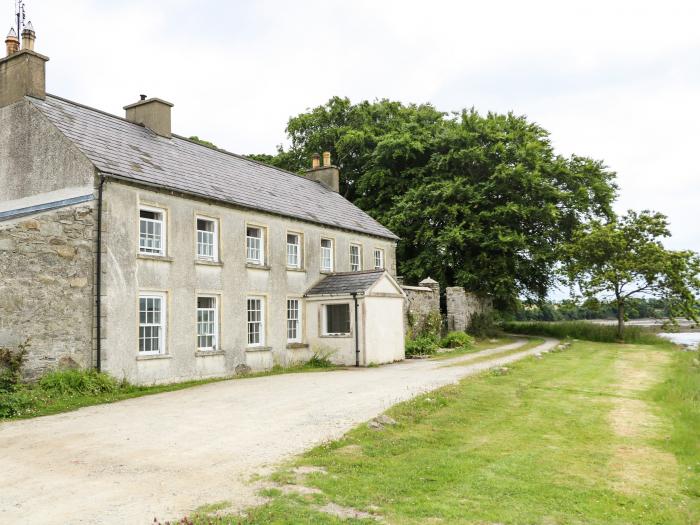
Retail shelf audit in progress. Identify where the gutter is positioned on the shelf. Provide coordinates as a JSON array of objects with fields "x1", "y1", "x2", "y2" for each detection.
[
  {"x1": 95, "y1": 175, "x2": 105, "y2": 372},
  {"x1": 352, "y1": 292, "x2": 360, "y2": 367}
]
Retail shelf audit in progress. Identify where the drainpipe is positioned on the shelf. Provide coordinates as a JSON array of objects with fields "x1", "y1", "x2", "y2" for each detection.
[
  {"x1": 95, "y1": 175, "x2": 105, "y2": 372},
  {"x1": 352, "y1": 292, "x2": 360, "y2": 367}
]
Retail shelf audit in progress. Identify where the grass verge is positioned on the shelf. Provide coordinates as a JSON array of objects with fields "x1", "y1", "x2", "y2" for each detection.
[
  {"x1": 196, "y1": 340, "x2": 698, "y2": 524},
  {"x1": 431, "y1": 336, "x2": 517, "y2": 360},
  {"x1": 443, "y1": 337, "x2": 544, "y2": 367},
  {"x1": 501, "y1": 320, "x2": 664, "y2": 344}
]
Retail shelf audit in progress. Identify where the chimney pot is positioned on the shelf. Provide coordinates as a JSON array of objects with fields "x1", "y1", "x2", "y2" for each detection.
[
  {"x1": 322, "y1": 151, "x2": 332, "y2": 167},
  {"x1": 21, "y1": 22, "x2": 35, "y2": 51},
  {"x1": 124, "y1": 96, "x2": 174, "y2": 138},
  {"x1": 5, "y1": 28, "x2": 19, "y2": 56},
  {"x1": 311, "y1": 153, "x2": 321, "y2": 169}
]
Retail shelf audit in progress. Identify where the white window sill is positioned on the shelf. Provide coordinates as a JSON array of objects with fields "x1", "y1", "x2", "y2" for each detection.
[
  {"x1": 195, "y1": 349, "x2": 225, "y2": 357},
  {"x1": 245, "y1": 346, "x2": 272, "y2": 352},
  {"x1": 138, "y1": 253, "x2": 174, "y2": 262},
  {"x1": 321, "y1": 334, "x2": 352, "y2": 339},
  {"x1": 286, "y1": 267, "x2": 306, "y2": 273},
  {"x1": 246, "y1": 262, "x2": 271, "y2": 270},
  {"x1": 136, "y1": 353, "x2": 172, "y2": 361},
  {"x1": 195, "y1": 259, "x2": 223, "y2": 267}
]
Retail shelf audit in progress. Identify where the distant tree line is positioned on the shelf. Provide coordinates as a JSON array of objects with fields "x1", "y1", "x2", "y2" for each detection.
[{"x1": 508, "y1": 297, "x2": 677, "y2": 322}]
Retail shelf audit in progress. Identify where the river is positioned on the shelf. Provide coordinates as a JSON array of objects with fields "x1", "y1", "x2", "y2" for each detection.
[{"x1": 658, "y1": 332, "x2": 700, "y2": 348}]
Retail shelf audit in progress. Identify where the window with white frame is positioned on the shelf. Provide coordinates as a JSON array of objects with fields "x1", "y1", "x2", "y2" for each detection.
[
  {"x1": 139, "y1": 208, "x2": 165, "y2": 255},
  {"x1": 196, "y1": 218, "x2": 218, "y2": 260},
  {"x1": 374, "y1": 248, "x2": 385, "y2": 270},
  {"x1": 246, "y1": 226, "x2": 264, "y2": 265},
  {"x1": 324, "y1": 303, "x2": 351, "y2": 336},
  {"x1": 139, "y1": 293, "x2": 165, "y2": 354},
  {"x1": 247, "y1": 297, "x2": 265, "y2": 346},
  {"x1": 287, "y1": 233, "x2": 301, "y2": 268},
  {"x1": 350, "y1": 244, "x2": 362, "y2": 272},
  {"x1": 287, "y1": 298, "x2": 301, "y2": 343},
  {"x1": 320, "y1": 238, "x2": 333, "y2": 272},
  {"x1": 196, "y1": 296, "x2": 218, "y2": 351}
]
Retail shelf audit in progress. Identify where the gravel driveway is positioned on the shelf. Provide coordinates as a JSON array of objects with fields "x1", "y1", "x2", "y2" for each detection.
[{"x1": 0, "y1": 338, "x2": 557, "y2": 524}]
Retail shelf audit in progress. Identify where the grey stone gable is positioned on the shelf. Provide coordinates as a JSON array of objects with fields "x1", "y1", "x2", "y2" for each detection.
[
  {"x1": 305, "y1": 270, "x2": 386, "y2": 296},
  {"x1": 27, "y1": 95, "x2": 399, "y2": 240}
]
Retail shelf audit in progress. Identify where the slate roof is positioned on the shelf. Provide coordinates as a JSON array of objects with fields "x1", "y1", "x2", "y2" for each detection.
[
  {"x1": 27, "y1": 95, "x2": 398, "y2": 240},
  {"x1": 305, "y1": 270, "x2": 387, "y2": 296}
]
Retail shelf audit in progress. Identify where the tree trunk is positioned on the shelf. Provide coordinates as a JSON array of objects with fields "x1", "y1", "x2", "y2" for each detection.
[{"x1": 616, "y1": 300, "x2": 625, "y2": 340}]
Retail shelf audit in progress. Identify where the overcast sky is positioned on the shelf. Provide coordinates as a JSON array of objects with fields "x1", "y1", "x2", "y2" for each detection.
[{"x1": 7, "y1": 0, "x2": 700, "y2": 255}]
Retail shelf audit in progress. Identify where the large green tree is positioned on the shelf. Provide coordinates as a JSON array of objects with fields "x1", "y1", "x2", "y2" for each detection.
[
  {"x1": 249, "y1": 97, "x2": 618, "y2": 306},
  {"x1": 564, "y1": 210, "x2": 700, "y2": 338}
]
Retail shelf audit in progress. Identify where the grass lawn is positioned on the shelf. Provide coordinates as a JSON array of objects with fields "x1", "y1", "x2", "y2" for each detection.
[
  {"x1": 431, "y1": 335, "x2": 518, "y2": 360},
  {"x1": 196, "y1": 340, "x2": 699, "y2": 524}
]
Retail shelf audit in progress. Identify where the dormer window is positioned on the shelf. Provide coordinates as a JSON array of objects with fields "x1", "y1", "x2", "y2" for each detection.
[{"x1": 139, "y1": 207, "x2": 166, "y2": 256}]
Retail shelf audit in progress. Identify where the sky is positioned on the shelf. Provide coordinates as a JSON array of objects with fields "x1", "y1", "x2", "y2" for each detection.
[{"x1": 6, "y1": 0, "x2": 700, "y2": 257}]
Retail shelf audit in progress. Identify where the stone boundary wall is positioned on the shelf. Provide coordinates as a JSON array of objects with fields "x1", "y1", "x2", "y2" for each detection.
[
  {"x1": 446, "y1": 286, "x2": 492, "y2": 332},
  {"x1": 401, "y1": 278, "x2": 440, "y2": 335},
  {"x1": 0, "y1": 203, "x2": 96, "y2": 380}
]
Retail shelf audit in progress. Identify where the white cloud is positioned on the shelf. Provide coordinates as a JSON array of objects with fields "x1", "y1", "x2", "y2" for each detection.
[{"x1": 13, "y1": 0, "x2": 700, "y2": 254}]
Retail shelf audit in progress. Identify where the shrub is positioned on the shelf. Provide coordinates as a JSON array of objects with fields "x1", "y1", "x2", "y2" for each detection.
[
  {"x1": 405, "y1": 335, "x2": 439, "y2": 356},
  {"x1": 0, "y1": 339, "x2": 30, "y2": 393},
  {"x1": 38, "y1": 369, "x2": 120, "y2": 396},
  {"x1": 499, "y1": 321, "x2": 664, "y2": 344},
  {"x1": 0, "y1": 387, "x2": 43, "y2": 418},
  {"x1": 467, "y1": 312, "x2": 500, "y2": 338},
  {"x1": 306, "y1": 348, "x2": 335, "y2": 368},
  {"x1": 439, "y1": 331, "x2": 475, "y2": 349}
]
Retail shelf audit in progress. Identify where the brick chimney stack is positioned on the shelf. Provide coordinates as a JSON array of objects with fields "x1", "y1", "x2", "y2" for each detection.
[{"x1": 305, "y1": 151, "x2": 340, "y2": 192}]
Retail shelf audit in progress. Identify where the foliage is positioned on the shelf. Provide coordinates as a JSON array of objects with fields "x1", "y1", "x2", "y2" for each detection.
[
  {"x1": 564, "y1": 210, "x2": 700, "y2": 337},
  {"x1": 305, "y1": 348, "x2": 335, "y2": 368},
  {"x1": 405, "y1": 334, "x2": 439, "y2": 356},
  {"x1": 467, "y1": 311, "x2": 500, "y2": 338},
  {"x1": 0, "y1": 339, "x2": 29, "y2": 393},
  {"x1": 509, "y1": 297, "x2": 678, "y2": 322},
  {"x1": 500, "y1": 321, "x2": 664, "y2": 344},
  {"x1": 188, "y1": 136, "x2": 218, "y2": 149},
  {"x1": 439, "y1": 331, "x2": 474, "y2": 349},
  {"x1": 38, "y1": 369, "x2": 120, "y2": 396},
  {"x1": 251, "y1": 97, "x2": 617, "y2": 307}
]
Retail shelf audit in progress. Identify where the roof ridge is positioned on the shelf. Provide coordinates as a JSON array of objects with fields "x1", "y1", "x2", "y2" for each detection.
[{"x1": 38, "y1": 93, "x2": 329, "y2": 190}]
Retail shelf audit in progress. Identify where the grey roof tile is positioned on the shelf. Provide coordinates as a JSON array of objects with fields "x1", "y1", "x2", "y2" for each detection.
[
  {"x1": 305, "y1": 270, "x2": 386, "y2": 296},
  {"x1": 28, "y1": 95, "x2": 398, "y2": 240}
]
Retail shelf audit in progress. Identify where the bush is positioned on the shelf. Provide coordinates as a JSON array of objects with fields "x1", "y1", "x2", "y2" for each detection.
[
  {"x1": 0, "y1": 388, "x2": 42, "y2": 418},
  {"x1": 405, "y1": 335, "x2": 439, "y2": 356},
  {"x1": 38, "y1": 369, "x2": 120, "y2": 396},
  {"x1": 0, "y1": 339, "x2": 30, "y2": 393},
  {"x1": 467, "y1": 312, "x2": 500, "y2": 338},
  {"x1": 439, "y1": 331, "x2": 474, "y2": 349},
  {"x1": 499, "y1": 321, "x2": 664, "y2": 344}
]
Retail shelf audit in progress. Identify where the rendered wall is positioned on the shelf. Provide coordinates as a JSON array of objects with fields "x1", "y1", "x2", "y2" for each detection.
[{"x1": 364, "y1": 295, "x2": 405, "y2": 364}]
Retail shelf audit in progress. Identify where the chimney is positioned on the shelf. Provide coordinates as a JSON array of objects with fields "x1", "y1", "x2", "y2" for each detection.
[
  {"x1": 21, "y1": 22, "x2": 35, "y2": 51},
  {"x1": 0, "y1": 25, "x2": 48, "y2": 108},
  {"x1": 5, "y1": 28, "x2": 19, "y2": 56},
  {"x1": 124, "y1": 96, "x2": 174, "y2": 138},
  {"x1": 305, "y1": 151, "x2": 340, "y2": 192}
]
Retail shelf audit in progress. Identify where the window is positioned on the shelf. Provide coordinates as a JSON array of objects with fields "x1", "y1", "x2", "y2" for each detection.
[
  {"x1": 320, "y1": 238, "x2": 333, "y2": 272},
  {"x1": 139, "y1": 208, "x2": 165, "y2": 255},
  {"x1": 139, "y1": 294, "x2": 165, "y2": 354},
  {"x1": 287, "y1": 299, "x2": 301, "y2": 343},
  {"x1": 324, "y1": 304, "x2": 351, "y2": 335},
  {"x1": 246, "y1": 226, "x2": 264, "y2": 265},
  {"x1": 350, "y1": 244, "x2": 362, "y2": 272},
  {"x1": 287, "y1": 233, "x2": 301, "y2": 268},
  {"x1": 196, "y1": 296, "x2": 218, "y2": 351},
  {"x1": 374, "y1": 248, "x2": 385, "y2": 270},
  {"x1": 196, "y1": 218, "x2": 218, "y2": 260},
  {"x1": 247, "y1": 297, "x2": 265, "y2": 346}
]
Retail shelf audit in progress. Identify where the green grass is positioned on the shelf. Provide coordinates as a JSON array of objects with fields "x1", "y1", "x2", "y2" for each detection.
[
  {"x1": 443, "y1": 337, "x2": 545, "y2": 367},
  {"x1": 0, "y1": 360, "x2": 340, "y2": 421},
  {"x1": 432, "y1": 336, "x2": 517, "y2": 360},
  {"x1": 196, "y1": 340, "x2": 698, "y2": 524},
  {"x1": 501, "y1": 320, "x2": 664, "y2": 344}
]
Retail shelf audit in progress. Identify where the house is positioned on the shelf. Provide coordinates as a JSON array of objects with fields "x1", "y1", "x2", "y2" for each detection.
[{"x1": 0, "y1": 27, "x2": 406, "y2": 384}]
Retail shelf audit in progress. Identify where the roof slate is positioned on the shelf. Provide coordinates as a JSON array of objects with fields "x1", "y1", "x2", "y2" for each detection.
[
  {"x1": 28, "y1": 95, "x2": 398, "y2": 240},
  {"x1": 305, "y1": 270, "x2": 386, "y2": 296}
]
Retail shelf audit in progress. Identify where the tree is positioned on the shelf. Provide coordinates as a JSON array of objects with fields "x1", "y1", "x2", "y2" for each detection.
[
  {"x1": 251, "y1": 97, "x2": 618, "y2": 307},
  {"x1": 564, "y1": 210, "x2": 700, "y2": 338}
]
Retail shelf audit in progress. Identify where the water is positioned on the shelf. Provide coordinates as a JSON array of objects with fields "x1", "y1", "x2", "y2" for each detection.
[{"x1": 658, "y1": 332, "x2": 700, "y2": 348}]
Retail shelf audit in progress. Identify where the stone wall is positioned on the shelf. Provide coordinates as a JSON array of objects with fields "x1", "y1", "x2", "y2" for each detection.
[
  {"x1": 0, "y1": 203, "x2": 95, "y2": 379},
  {"x1": 446, "y1": 287, "x2": 492, "y2": 332},
  {"x1": 402, "y1": 278, "x2": 440, "y2": 335}
]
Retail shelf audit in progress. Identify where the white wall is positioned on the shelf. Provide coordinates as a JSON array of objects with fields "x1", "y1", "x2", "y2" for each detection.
[{"x1": 364, "y1": 296, "x2": 405, "y2": 364}]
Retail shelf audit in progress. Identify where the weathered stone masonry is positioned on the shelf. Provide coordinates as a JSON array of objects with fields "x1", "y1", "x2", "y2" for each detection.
[
  {"x1": 446, "y1": 286, "x2": 492, "y2": 332},
  {"x1": 0, "y1": 203, "x2": 95, "y2": 379}
]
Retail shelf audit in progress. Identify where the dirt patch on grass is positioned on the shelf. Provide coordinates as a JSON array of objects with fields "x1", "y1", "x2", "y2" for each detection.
[{"x1": 608, "y1": 349, "x2": 677, "y2": 495}]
